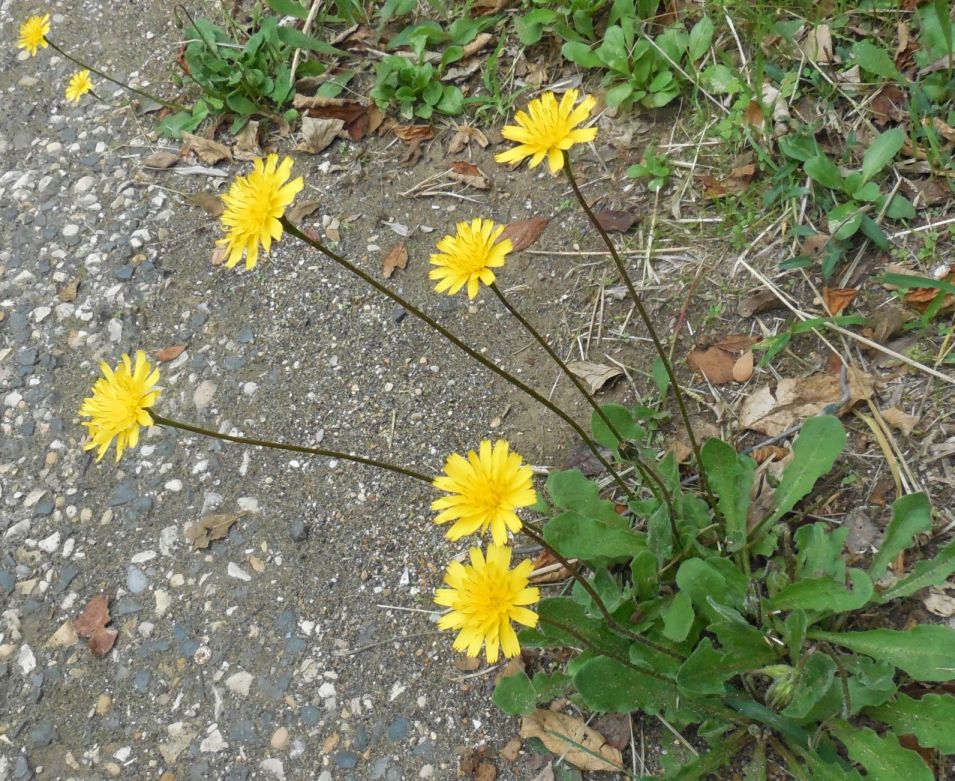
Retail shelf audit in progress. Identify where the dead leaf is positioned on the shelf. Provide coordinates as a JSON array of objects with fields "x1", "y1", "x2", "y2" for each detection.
[
  {"x1": 566, "y1": 361, "x2": 623, "y2": 393},
  {"x1": 702, "y1": 154, "x2": 757, "y2": 198},
  {"x1": 529, "y1": 766, "x2": 555, "y2": 781},
  {"x1": 452, "y1": 654, "x2": 482, "y2": 672},
  {"x1": 382, "y1": 243, "x2": 408, "y2": 279},
  {"x1": 671, "y1": 421, "x2": 720, "y2": 464},
  {"x1": 393, "y1": 124, "x2": 434, "y2": 144},
  {"x1": 498, "y1": 217, "x2": 549, "y2": 252},
  {"x1": 871, "y1": 84, "x2": 907, "y2": 126},
  {"x1": 593, "y1": 209, "x2": 637, "y2": 233},
  {"x1": 923, "y1": 589, "x2": 955, "y2": 617},
  {"x1": 154, "y1": 345, "x2": 186, "y2": 362},
  {"x1": 822, "y1": 286, "x2": 858, "y2": 316},
  {"x1": 233, "y1": 120, "x2": 264, "y2": 161},
  {"x1": 881, "y1": 406, "x2": 919, "y2": 435},
  {"x1": 801, "y1": 233, "x2": 831, "y2": 259},
  {"x1": 89, "y1": 628, "x2": 119, "y2": 657},
  {"x1": 448, "y1": 161, "x2": 489, "y2": 189},
  {"x1": 181, "y1": 132, "x2": 232, "y2": 165},
  {"x1": 929, "y1": 116, "x2": 955, "y2": 145},
  {"x1": 211, "y1": 245, "x2": 229, "y2": 266},
  {"x1": 186, "y1": 513, "x2": 240, "y2": 549},
  {"x1": 461, "y1": 32, "x2": 494, "y2": 59},
  {"x1": 58, "y1": 278, "x2": 80, "y2": 302},
  {"x1": 287, "y1": 199, "x2": 322, "y2": 224},
  {"x1": 740, "y1": 370, "x2": 875, "y2": 436},
  {"x1": 737, "y1": 290, "x2": 779, "y2": 317},
  {"x1": 751, "y1": 445, "x2": 789, "y2": 464},
  {"x1": 899, "y1": 176, "x2": 949, "y2": 208},
  {"x1": 142, "y1": 149, "x2": 180, "y2": 170},
  {"x1": 868, "y1": 306, "x2": 908, "y2": 343},
  {"x1": 448, "y1": 126, "x2": 489, "y2": 155},
  {"x1": 296, "y1": 116, "x2": 345, "y2": 154},
  {"x1": 499, "y1": 737, "x2": 521, "y2": 762},
  {"x1": 186, "y1": 191, "x2": 225, "y2": 217},
  {"x1": 801, "y1": 24, "x2": 834, "y2": 64},
  {"x1": 843, "y1": 507, "x2": 880, "y2": 555},
  {"x1": 687, "y1": 335, "x2": 758, "y2": 385},
  {"x1": 743, "y1": 99, "x2": 764, "y2": 127},
  {"x1": 592, "y1": 714, "x2": 631, "y2": 751},
  {"x1": 733, "y1": 351, "x2": 755, "y2": 382},
  {"x1": 475, "y1": 764, "x2": 496, "y2": 781},
  {"x1": 75, "y1": 594, "x2": 117, "y2": 656},
  {"x1": 520, "y1": 709, "x2": 623, "y2": 772},
  {"x1": 460, "y1": 747, "x2": 497, "y2": 777}
]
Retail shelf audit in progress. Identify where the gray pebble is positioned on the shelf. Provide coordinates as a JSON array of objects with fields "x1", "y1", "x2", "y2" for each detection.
[
  {"x1": 54, "y1": 565, "x2": 80, "y2": 593},
  {"x1": 370, "y1": 757, "x2": 391, "y2": 779},
  {"x1": 0, "y1": 571, "x2": 14, "y2": 595},
  {"x1": 33, "y1": 498, "x2": 54, "y2": 517},
  {"x1": 114, "y1": 597, "x2": 144, "y2": 617},
  {"x1": 114, "y1": 265, "x2": 134, "y2": 281},
  {"x1": 289, "y1": 519, "x2": 309, "y2": 542},
  {"x1": 387, "y1": 717, "x2": 408, "y2": 742},
  {"x1": 127, "y1": 566, "x2": 149, "y2": 594},
  {"x1": 300, "y1": 705, "x2": 321, "y2": 727},
  {"x1": 133, "y1": 670, "x2": 152, "y2": 691},
  {"x1": 27, "y1": 721, "x2": 55, "y2": 748},
  {"x1": 109, "y1": 482, "x2": 138, "y2": 506},
  {"x1": 335, "y1": 751, "x2": 359, "y2": 769}
]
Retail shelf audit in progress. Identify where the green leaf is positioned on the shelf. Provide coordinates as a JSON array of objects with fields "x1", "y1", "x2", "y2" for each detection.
[
  {"x1": 544, "y1": 510, "x2": 645, "y2": 563},
  {"x1": 870, "y1": 493, "x2": 932, "y2": 578},
  {"x1": 677, "y1": 639, "x2": 745, "y2": 696},
  {"x1": 861, "y1": 128, "x2": 906, "y2": 183},
  {"x1": 520, "y1": 597, "x2": 630, "y2": 659},
  {"x1": 765, "y1": 568, "x2": 873, "y2": 614},
  {"x1": 700, "y1": 438, "x2": 754, "y2": 551},
  {"x1": 157, "y1": 110, "x2": 204, "y2": 138},
  {"x1": 782, "y1": 653, "x2": 836, "y2": 719},
  {"x1": 631, "y1": 550, "x2": 659, "y2": 600},
  {"x1": 267, "y1": 0, "x2": 309, "y2": 19},
  {"x1": 591, "y1": 404, "x2": 644, "y2": 454},
  {"x1": 701, "y1": 63, "x2": 742, "y2": 94},
  {"x1": 605, "y1": 81, "x2": 635, "y2": 107},
  {"x1": 764, "y1": 416, "x2": 846, "y2": 529},
  {"x1": 515, "y1": 8, "x2": 557, "y2": 45},
  {"x1": 493, "y1": 671, "x2": 537, "y2": 715},
  {"x1": 688, "y1": 16, "x2": 714, "y2": 61},
  {"x1": 662, "y1": 591, "x2": 695, "y2": 642},
  {"x1": 562, "y1": 41, "x2": 602, "y2": 69},
  {"x1": 852, "y1": 181, "x2": 882, "y2": 202},
  {"x1": 879, "y1": 273, "x2": 955, "y2": 297},
  {"x1": 852, "y1": 40, "x2": 904, "y2": 82},
  {"x1": 829, "y1": 722, "x2": 933, "y2": 781},
  {"x1": 804, "y1": 154, "x2": 845, "y2": 190},
  {"x1": 675, "y1": 558, "x2": 748, "y2": 624},
  {"x1": 275, "y1": 26, "x2": 348, "y2": 57},
  {"x1": 669, "y1": 731, "x2": 750, "y2": 781},
  {"x1": 226, "y1": 93, "x2": 260, "y2": 115},
  {"x1": 794, "y1": 523, "x2": 847, "y2": 580},
  {"x1": 828, "y1": 201, "x2": 863, "y2": 240},
  {"x1": 878, "y1": 539, "x2": 955, "y2": 602},
  {"x1": 786, "y1": 745, "x2": 863, "y2": 781},
  {"x1": 547, "y1": 470, "x2": 621, "y2": 523},
  {"x1": 885, "y1": 193, "x2": 915, "y2": 220},
  {"x1": 436, "y1": 86, "x2": 464, "y2": 115},
  {"x1": 867, "y1": 693, "x2": 955, "y2": 754},
  {"x1": 574, "y1": 655, "x2": 681, "y2": 715},
  {"x1": 784, "y1": 610, "x2": 807, "y2": 660},
  {"x1": 813, "y1": 626, "x2": 955, "y2": 682},
  {"x1": 531, "y1": 671, "x2": 571, "y2": 704}
]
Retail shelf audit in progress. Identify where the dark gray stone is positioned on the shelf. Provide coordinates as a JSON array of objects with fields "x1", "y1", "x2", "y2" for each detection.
[
  {"x1": 335, "y1": 751, "x2": 359, "y2": 769},
  {"x1": 114, "y1": 597, "x2": 144, "y2": 617},
  {"x1": 27, "y1": 721, "x2": 55, "y2": 748},
  {"x1": 289, "y1": 519, "x2": 309, "y2": 542},
  {"x1": 188, "y1": 760, "x2": 210, "y2": 780},
  {"x1": 353, "y1": 725, "x2": 370, "y2": 751},
  {"x1": 228, "y1": 718, "x2": 259, "y2": 745},
  {"x1": 226, "y1": 768, "x2": 250, "y2": 781},
  {"x1": 109, "y1": 482, "x2": 138, "y2": 506},
  {"x1": 370, "y1": 757, "x2": 391, "y2": 779},
  {"x1": 32, "y1": 497, "x2": 53, "y2": 516},
  {"x1": 412, "y1": 739, "x2": 436, "y2": 759},
  {"x1": 17, "y1": 347, "x2": 38, "y2": 367},
  {"x1": 237, "y1": 328, "x2": 254, "y2": 344},
  {"x1": 386, "y1": 717, "x2": 408, "y2": 742},
  {"x1": 13, "y1": 753, "x2": 33, "y2": 780},
  {"x1": 134, "y1": 670, "x2": 152, "y2": 692},
  {"x1": 223, "y1": 356, "x2": 246, "y2": 370},
  {"x1": 300, "y1": 704, "x2": 321, "y2": 727},
  {"x1": 0, "y1": 570, "x2": 14, "y2": 595},
  {"x1": 114, "y1": 265, "x2": 134, "y2": 281},
  {"x1": 55, "y1": 564, "x2": 80, "y2": 593}
]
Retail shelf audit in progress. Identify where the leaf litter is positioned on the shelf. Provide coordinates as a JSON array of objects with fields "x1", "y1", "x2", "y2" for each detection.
[
  {"x1": 186, "y1": 513, "x2": 242, "y2": 549},
  {"x1": 74, "y1": 593, "x2": 117, "y2": 656},
  {"x1": 520, "y1": 709, "x2": 622, "y2": 772}
]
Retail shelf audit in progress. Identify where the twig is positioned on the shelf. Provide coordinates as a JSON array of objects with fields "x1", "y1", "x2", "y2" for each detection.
[{"x1": 289, "y1": 0, "x2": 325, "y2": 85}]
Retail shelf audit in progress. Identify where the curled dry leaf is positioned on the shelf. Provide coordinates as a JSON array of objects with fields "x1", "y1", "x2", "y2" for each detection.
[
  {"x1": 448, "y1": 161, "x2": 490, "y2": 189},
  {"x1": 447, "y1": 126, "x2": 489, "y2": 155},
  {"x1": 871, "y1": 84, "x2": 907, "y2": 126},
  {"x1": 393, "y1": 124, "x2": 434, "y2": 144},
  {"x1": 499, "y1": 737, "x2": 522, "y2": 762},
  {"x1": 822, "y1": 286, "x2": 858, "y2": 316},
  {"x1": 286, "y1": 199, "x2": 322, "y2": 224},
  {"x1": 461, "y1": 32, "x2": 494, "y2": 59},
  {"x1": 498, "y1": 217, "x2": 549, "y2": 252},
  {"x1": 867, "y1": 306, "x2": 907, "y2": 344},
  {"x1": 520, "y1": 709, "x2": 623, "y2": 772},
  {"x1": 186, "y1": 191, "x2": 225, "y2": 218},
  {"x1": 181, "y1": 132, "x2": 232, "y2": 165},
  {"x1": 702, "y1": 154, "x2": 757, "y2": 198},
  {"x1": 186, "y1": 513, "x2": 240, "y2": 549},
  {"x1": 740, "y1": 370, "x2": 875, "y2": 436},
  {"x1": 75, "y1": 593, "x2": 117, "y2": 657},
  {"x1": 58, "y1": 278, "x2": 80, "y2": 303},
  {"x1": 800, "y1": 24, "x2": 834, "y2": 64},
  {"x1": 233, "y1": 120, "x2": 264, "y2": 161},
  {"x1": 142, "y1": 149, "x2": 180, "y2": 170},
  {"x1": 593, "y1": 209, "x2": 637, "y2": 233},
  {"x1": 923, "y1": 589, "x2": 955, "y2": 618},
  {"x1": 154, "y1": 345, "x2": 186, "y2": 362},
  {"x1": 296, "y1": 116, "x2": 345, "y2": 154},
  {"x1": 737, "y1": 289, "x2": 779, "y2": 318},
  {"x1": 382, "y1": 243, "x2": 409, "y2": 279},
  {"x1": 566, "y1": 360, "x2": 623, "y2": 394},
  {"x1": 686, "y1": 335, "x2": 758, "y2": 385},
  {"x1": 881, "y1": 406, "x2": 919, "y2": 435}
]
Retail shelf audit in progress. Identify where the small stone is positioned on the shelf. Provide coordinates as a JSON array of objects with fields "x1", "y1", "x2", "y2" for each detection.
[
  {"x1": 289, "y1": 520, "x2": 309, "y2": 542},
  {"x1": 237, "y1": 497, "x2": 259, "y2": 513},
  {"x1": 387, "y1": 717, "x2": 409, "y2": 741},
  {"x1": 227, "y1": 562, "x2": 251, "y2": 581},
  {"x1": 114, "y1": 265, "x2": 134, "y2": 281},
  {"x1": 127, "y1": 565, "x2": 149, "y2": 594},
  {"x1": 95, "y1": 694, "x2": 112, "y2": 715},
  {"x1": 109, "y1": 482, "x2": 137, "y2": 506},
  {"x1": 45, "y1": 621, "x2": 78, "y2": 648},
  {"x1": 193, "y1": 380, "x2": 217, "y2": 410},
  {"x1": 259, "y1": 758, "x2": 285, "y2": 780},
  {"x1": 227, "y1": 671, "x2": 253, "y2": 696},
  {"x1": 317, "y1": 682, "x2": 336, "y2": 699},
  {"x1": 37, "y1": 531, "x2": 60, "y2": 552},
  {"x1": 419, "y1": 765, "x2": 434, "y2": 779},
  {"x1": 154, "y1": 589, "x2": 171, "y2": 617},
  {"x1": 270, "y1": 727, "x2": 289, "y2": 750},
  {"x1": 335, "y1": 751, "x2": 359, "y2": 769},
  {"x1": 200, "y1": 727, "x2": 227, "y2": 753},
  {"x1": 17, "y1": 644, "x2": 37, "y2": 675},
  {"x1": 74, "y1": 175, "x2": 96, "y2": 193}
]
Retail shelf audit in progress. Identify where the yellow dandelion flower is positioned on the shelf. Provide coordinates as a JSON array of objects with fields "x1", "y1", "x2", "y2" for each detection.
[
  {"x1": 217, "y1": 154, "x2": 304, "y2": 271},
  {"x1": 495, "y1": 89, "x2": 598, "y2": 174},
  {"x1": 432, "y1": 439, "x2": 536, "y2": 546},
  {"x1": 65, "y1": 69, "x2": 93, "y2": 104},
  {"x1": 17, "y1": 14, "x2": 50, "y2": 57},
  {"x1": 79, "y1": 350, "x2": 160, "y2": 462},
  {"x1": 429, "y1": 218, "x2": 512, "y2": 300},
  {"x1": 435, "y1": 544, "x2": 540, "y2": 663}
]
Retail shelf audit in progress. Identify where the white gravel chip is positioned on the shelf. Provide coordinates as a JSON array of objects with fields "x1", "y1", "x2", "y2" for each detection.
[
  {"x1": 226, "y1": 671, "x2": 253, "y2": 697},
  {"x1": 193, "y1": 380, "x2": 217, "y2": 410},
  {"x1": 227, "y1": 562, "x2": 252, "y2": 581},
  {"x1": 259, "y1": 759, "x2": 285, "y2": 780},
  {"x1": 199, "y1": 726, "x2": 227, "y2": 753},
  {"x1": 17, "y1": 644, "x2": 37, "y2": 675}
]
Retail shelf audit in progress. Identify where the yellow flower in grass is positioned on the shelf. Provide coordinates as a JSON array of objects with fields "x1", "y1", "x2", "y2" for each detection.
[
  {"x1": 495, "y1": 89, "x2": 598, "y2": 174},
  {"x1": 80, "y1": 350, "x2": 160, "y2": 462},
  {"x1": 17, "y1": 14, "x2": 50, "y2": 57},
  {"x1": 429, "y1": 218, "x2": 511, "y2": 300},
  {"x1": 435, "y1": 544, "x2": 540, "y2": 663},
  {"x1": 432, "y1": 439, "x2": 536, "y2": 546},
  {"x1": 218, "y1": 154, "x2": 304, "y2": 271},
  {"x1": 65, "y1": 70, "x2": 93, "y2": 104}
]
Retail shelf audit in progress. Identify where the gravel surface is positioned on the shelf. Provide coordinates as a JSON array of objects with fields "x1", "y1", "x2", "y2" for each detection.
[{"x1": 0, "y1": 3, "x2": 648, "y2": 780}]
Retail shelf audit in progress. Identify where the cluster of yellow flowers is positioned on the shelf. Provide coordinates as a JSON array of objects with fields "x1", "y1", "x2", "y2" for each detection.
[
  {"x1": 18, "y1": 14, "x2": 93, "y2": 104},
  {"x1": 77, "y1": 85, "x2": 599, "y2": 663}
]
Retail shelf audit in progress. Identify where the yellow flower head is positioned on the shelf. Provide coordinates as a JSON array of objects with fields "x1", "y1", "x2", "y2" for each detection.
[
  {"x1": 495, "y1": 89, "x2": 598, "y2": 174},
  {"x1": 79, "y1": 350, "x2": 160, "y2": 462},
  {"x1": 17, "y1": 14, "x2": 50, "y2": 57},
  {"x1": 65, "y1": 69, "x2": 93, "y2": 104},
  {"x1": 217, "y1": 154, "x2": 304, "y2": 271},
  {"x1": 435, "y1": 544, "x2": 540, "y2": 663},
  {"x1": 432, "y1": 439, "x2": 536, "y2": 546},
  {"x1": 429, "y1": 218, "x2": 511, "y2": 300}
]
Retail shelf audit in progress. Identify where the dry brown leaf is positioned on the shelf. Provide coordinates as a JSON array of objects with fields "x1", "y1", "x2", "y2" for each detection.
[
  {"x1": 382, "y1": 243, "x2": 409, "y2": 279},
  {"x1": 448, "y1": 161, "x2": 489, "y2": 189},
  {"x1": 923, "y1": 590, "x2": 955, "y2": 618},
  {"x1": 393, "y1": 124, "x2": 434, "y2": 143},
  {"x1": 751, "y1": 445, "x2": 789, "y2": 464},
  {"x1": 671, "y1": 421, "x2": 720, "y2": 463},
  {"x1": 142, "y1": 149, "x2": 180, "y2": 170},
  {"x1": 186, "y1": 191, "x2": 225, "y2": 218},
  {"x1": 461, "y1": 32, "x2": 494, "y2": 59},
  {"x1": 452, "y1": 653, "x2": 482, "y2": 672},
  {"x1": 566, "y1": 360, "x2": 623, "y2": 393},
  {"x1": 474, "y1": 764, "x2": 497, "y2": 781},
  {"x1": 593, "y1": 209, "x2": 637, "y2": 233},
  {"x1": 186, "y1": 513, "x2": 240, "y2": 549},
  {"x1": 899, "y1": 176, "x2": 950, "y2": 208},
  {"x1": 822, "y1": 286, "x2": 858, "y2": 316},
  {"x1": 881, "y1": 406, "x2": 919, "y2": 435},
  {"x1": 75, "y1": 594, "x2": 111, "y2": 638},
  {"x1": 733, "y1": 351, "x2": 755, "y2": 382},
  {"x1": 498, "y1": 217, "x2": 549, "y2": 252},
  {"x1": 499, "y1": 737, "x2": 521, "y2": 762},
  {"x1": 233, "y1": 120, "x2": 264, "y2": 161},
  {"x1": 182, "y1": 132, "x2": 232, "y2": 165},
  {"x1": 743, "y1": 99, "x2": 764, "y2": 127},
  {"x1": 702, "y1": 155, "x2": 757, "y2": 198},
  {"x1": 472, "y1": 0, "x2": 515, "y2": 12},
  {"x1": 929, "y1": 116, "x2": 955, "y2": 145},
  {"x1": 211, "y1": 245, "x2": 229, "y2": 266},
  {"x1": 801, "y1": 233, "x2": 831, "y2": 259},
  {"x1": 58, "y1": 278, "x2": 80, "y2": 303},
  {"x1": 287, "y1": 199, "x2": 322, "y2": 224},
  {"x1": 871, "y1": 84, "x2": 907, "y2": 126},
  {"x1": 687, "y1": 335, "x2": 758, "y2": 385},
  {"x1": 801, "y1": 24, "x2": 834, "y2": 64},
  {"x1": 740, "y1": 370, "x2": 875, "y2": 436},
  {"x1": 520, "y1": 709, "x2": 623, "y2": 772},
  {"x1": 448, "y1": 126, "x2": 489, "y2": 154},
  {"x1": 737, "y1": 290, "x2": 779, "y2": 317},
  {"x1": 89, "y1": 627, "x2": 119, "y2": 657},
  {"x1": 154, "y1": 345, "x2": 186, "y2": 362},
  {"x1": 529, "y1": 766, "x2": 555, "y2": 781},
  {"x1": 592, "y1": 714, "x2": 631, "y2": 751},
  {"x1": 868, "y1": 306, "x2": 908, "y2": 343},
  {"x1": 297, "y1": 116, "x2": 345, "y2": 154}
]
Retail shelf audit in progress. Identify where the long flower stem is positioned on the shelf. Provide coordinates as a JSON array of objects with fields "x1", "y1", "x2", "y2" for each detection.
[
  {"x1": 520, "y1": 520, "x2": 681, "y2": 658},
  {"x1": 489, "y1": 282, "x2": 673, "y2": 515},
  {"x1": 46, "y1": 39, "x2": 188, "y2": 112},
  {"x1": 280, "y1": 216, "x2": 634, "y2": 498},
  {"x1": 562, "y1": 154, "x2": 713, "y2": 503},
  {"x1": 151, "y1": 413, "x2": 432, "y2": 483}
]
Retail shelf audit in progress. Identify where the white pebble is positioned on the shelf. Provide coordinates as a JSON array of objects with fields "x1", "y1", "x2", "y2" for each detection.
[{"x1": 227, "y1": 563, "x2": 251, "y2": 582}]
